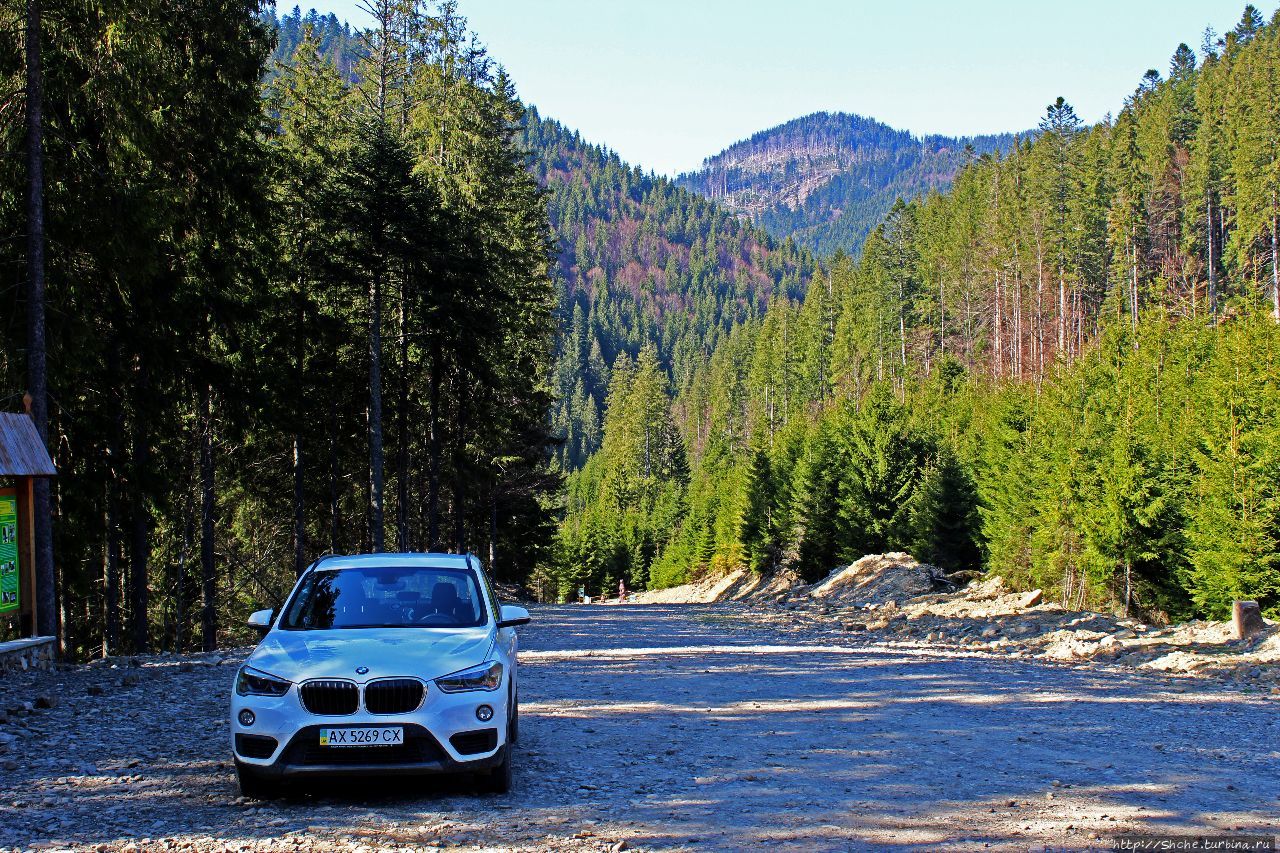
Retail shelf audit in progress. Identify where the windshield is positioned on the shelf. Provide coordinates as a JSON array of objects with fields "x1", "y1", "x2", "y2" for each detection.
[{"x1": 280, "y1": 566, "x2": 488, "y2": 630}]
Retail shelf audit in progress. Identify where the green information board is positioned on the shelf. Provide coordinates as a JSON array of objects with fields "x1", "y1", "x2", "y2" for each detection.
[{"x1": 0, "y1": 491, "x2": 18, "y2": 614}]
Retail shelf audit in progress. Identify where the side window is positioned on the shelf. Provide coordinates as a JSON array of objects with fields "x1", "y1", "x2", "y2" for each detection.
[{"x1": 282, "y1": 573, "x2": 316, "y2": 629}]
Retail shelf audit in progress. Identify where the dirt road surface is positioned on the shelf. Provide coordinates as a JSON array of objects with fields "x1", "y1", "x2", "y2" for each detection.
[{"x1": 2, "y1": 604, "x2": 1278, "y2": 851}]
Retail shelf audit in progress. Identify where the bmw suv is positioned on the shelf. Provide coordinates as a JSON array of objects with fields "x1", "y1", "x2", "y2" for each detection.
[{"x1": 230, "y1": 553, "x2": 530, "y2": 798}]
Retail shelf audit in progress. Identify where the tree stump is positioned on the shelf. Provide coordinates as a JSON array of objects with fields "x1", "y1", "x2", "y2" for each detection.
[{"x1": 1232, "y1": 600, "x2": 1265, "y2": 640}]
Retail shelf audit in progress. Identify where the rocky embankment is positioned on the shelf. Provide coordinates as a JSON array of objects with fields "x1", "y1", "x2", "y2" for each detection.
[{"x1": 630, "y1": 553, "x2": 1280, "y2": 691}]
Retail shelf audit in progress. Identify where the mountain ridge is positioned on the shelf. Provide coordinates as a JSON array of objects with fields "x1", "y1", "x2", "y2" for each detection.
[
  {"x1": 677, "y1": 111, "x2": 1018, "y2": 255},
  {"x1": 261, "y1": 10, "x2": 1018, "y2": 259}
]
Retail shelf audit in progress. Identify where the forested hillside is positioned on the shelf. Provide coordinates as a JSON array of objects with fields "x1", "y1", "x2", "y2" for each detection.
[
  {"x1": 555, "y1": 6, "x2": 1280, "y2": 623},
  {"x1": 5, "y1": 0, "x2": 1277, "y2": 655},
  {"x1": 264, "y1": 5, "x2": 360, "y2": 79},
  {"x1": 256, "y1": 12, "x2": 819, "y2": 475},
  {"x1": 677, "y1": 112, "x2": 1015, "y2": 256},
  {"x1": 523, "y1": 112, "x2": 817, "y2": 470},
  {"x1": 1, "y1": 1, "x2": 556, "y2": 656}
]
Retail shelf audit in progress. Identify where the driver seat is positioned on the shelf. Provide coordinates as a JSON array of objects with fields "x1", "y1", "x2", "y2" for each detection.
[{"x1": 430, "y1": 581, "x2": 464, "y2": 621}]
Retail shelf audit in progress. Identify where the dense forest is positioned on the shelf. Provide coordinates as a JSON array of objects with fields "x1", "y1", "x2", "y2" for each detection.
[
  {"x1": 0, "y1": 0, "x2": 557, "y2": 656},
  {"x1": 264, "y1": 5, "x2": 360, "y2": 79},
  {"x1": 523, "y1": 112, "x2": 816, "y2": 471},
  {"x1": 4, "y1": 0, "x2": 1278, "y2": 655},
  {"x1": 555, "y1": 6, "x2": 1280, "y2": 622},
  {"x1": 260, "y1": 13, "x2": 818, "y2": 476},
  {"x1": 677, "y1": 113, "x2": 1016, "y2": 256}
]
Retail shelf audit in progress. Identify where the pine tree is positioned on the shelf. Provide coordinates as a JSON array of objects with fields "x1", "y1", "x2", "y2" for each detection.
[
  {"x1": 907, "y1": 447, "x2": 982, "y2": 572},
  {"x1": 740, "y1": 446, "x2": 779, "y2": 572},
  {"x1": 834, "y1": 388, "x2": 930, "y2": 560}
]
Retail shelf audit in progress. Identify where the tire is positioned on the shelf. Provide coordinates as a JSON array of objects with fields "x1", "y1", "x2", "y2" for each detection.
[
  {"x1": 235, "y1": 763, "x2": 283, "y2": 800},
  {"x1": 477, "y1": 745, "x2": 512, "y2": 794},
  {"x1": 508, "y1": 688, "x2": 519, "y2": 744}
]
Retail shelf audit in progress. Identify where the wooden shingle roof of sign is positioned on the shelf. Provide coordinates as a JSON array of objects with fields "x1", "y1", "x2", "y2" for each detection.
[{"x1": 0, "y1": 413, "x2": 56, "y2": 477}]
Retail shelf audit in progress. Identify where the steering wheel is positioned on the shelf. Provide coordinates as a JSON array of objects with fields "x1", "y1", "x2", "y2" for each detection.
[{"x1": 416, "y1": 611, "x2": 463, "y2": 626}]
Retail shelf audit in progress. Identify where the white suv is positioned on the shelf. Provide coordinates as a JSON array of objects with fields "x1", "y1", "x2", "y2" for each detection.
[{"x1": 230, "y1": 553, "x2": 530, "y2": 798}]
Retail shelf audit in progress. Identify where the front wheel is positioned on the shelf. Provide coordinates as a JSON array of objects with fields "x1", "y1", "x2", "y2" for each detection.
[
  {"x1": 477, "y1": 745, "x2": 512, "y2": 794},
  {"x1": 508, "y1": 689, "x2": 519, "y2": 744}
]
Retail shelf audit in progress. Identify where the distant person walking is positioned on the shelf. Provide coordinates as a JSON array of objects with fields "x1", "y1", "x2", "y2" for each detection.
[{"x1": 618, "y1": 579, "x2": 627, "y2": 603}]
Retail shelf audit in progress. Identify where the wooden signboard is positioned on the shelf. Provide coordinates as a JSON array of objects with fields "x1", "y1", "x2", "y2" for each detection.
[
  {"x1": 0, "y1": 482, "x2": 35, "y2": 636},
  {"x1": 0, "y1": 487, "x2": 19, "y2": 615}
]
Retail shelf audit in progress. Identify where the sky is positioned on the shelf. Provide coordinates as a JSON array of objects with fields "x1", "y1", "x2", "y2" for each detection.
[{"x1": 307, "y1": 0, "x2": 1252, "y2": 176}]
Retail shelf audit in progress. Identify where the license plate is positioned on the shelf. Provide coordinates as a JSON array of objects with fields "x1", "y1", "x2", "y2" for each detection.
[{"x1": 318, "y1": 726, "x2": 404, "y2": 747}]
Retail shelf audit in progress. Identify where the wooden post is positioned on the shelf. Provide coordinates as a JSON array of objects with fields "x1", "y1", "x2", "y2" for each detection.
[{"x1": 20, "y1": 479, "x2": 36, "y2": 637}]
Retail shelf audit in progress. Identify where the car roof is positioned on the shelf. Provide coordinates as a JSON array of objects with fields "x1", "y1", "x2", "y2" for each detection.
[{"x1": 311, "y1": 553, "x2": 478, "y2": 572}]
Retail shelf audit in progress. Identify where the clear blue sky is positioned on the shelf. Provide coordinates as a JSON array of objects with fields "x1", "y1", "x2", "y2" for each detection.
[{"x1": 305, "y1": 0, "x2": 1253, "y2": 176}]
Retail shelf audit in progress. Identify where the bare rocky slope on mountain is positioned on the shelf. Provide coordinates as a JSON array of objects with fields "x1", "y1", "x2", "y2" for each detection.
[{"x1": 677, "y1": 112, "x2": 1017, "y2": 255}]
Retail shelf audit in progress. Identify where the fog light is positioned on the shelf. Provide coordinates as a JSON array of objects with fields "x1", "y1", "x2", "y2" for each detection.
[
  {"x1": 238, "y1": 709, "x2": 256, "y2": 727},
  {"x1": 475, "y1": 704, "x2": 494, "y2": 722}
]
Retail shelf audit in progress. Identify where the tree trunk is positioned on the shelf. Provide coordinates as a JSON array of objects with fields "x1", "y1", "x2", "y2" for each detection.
[
  {"x1": 329, "y1": 398, "x2": 339, "y2": 554},
  {"x1": 199, "y1": 383, "x2": 216, "y2": 652},
  {"x1": 396, "y1": 286, "x2": 409, "y2": 552},
  {"x1": 896, "y1": 289, "x2": 906, "y2": 368},
  {"x1": 292, "y1": 293, "x2": 306, "y2": 576},
  {"x1": 369, "y1": 267, "x2": 385, "y2": 552},
  {"x1": 1035, "y1": 242, "x2": 1045, "y2": 378},
  {"x1": 292, "y1": 434, "x2": 306, "y2": 574},
  {"x1": 127, "y1": 497, "x2": 146, "y2": 652},
  {"x1": 427, "y1": 342, "x2": 442, "y2": 550},
  {"x1": 25, "y1": 0, "x2": 56, "y2": 643},
  {"x1": 129, "y1": 355, "x2": 151, "y2": 652},
  {"x1": 102, "y1": 484, "x2": 119, "y2": 657},
  {"x1": 1206, "y1": 196, "x2": 1217, "y2": 316},
  {"x1": 1123, "y1": 558, "x2": 1132, "y2": 618},
  {"x1": 993, "y1": 273, "x2": 1003, "y2": 379},
  {"x1": 938, "y1": 273, "x2": 946, "y2": 357},
  {"x1": 176, "y1": 483, "x2": 194, "y2": 652},
  {"x1": 1271, "y1": 213, "x2": 1279, "y2": 323},
  {"x1": 1130, "y1": 237, "x2": 1140, "y2": 345},
  {"x1": 103, "y1": 342, "x2": 123, "y2": 656},
  {"x1": 452, "y1": 390, "x2": 467, "y2": 554},
  {"x1": 103, "y1": 465, "x2": 122, "y2": 656},
  {"x1": 1014, "y1": 269, "x2": 1023, "y2": 379},
  {"x1": 488, "y1": 487, "x2": 498, "y2": 579},
  {"x1": 1057, "y1": 264, "x2": 1066, "y2": 358}
]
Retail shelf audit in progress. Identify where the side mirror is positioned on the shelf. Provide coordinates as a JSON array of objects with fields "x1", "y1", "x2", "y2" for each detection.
[
  {"x1": 496, "y1": 604, "x2": 531, "y2": 629},
  {"x1": 247, "y1": 609, "x2": 275, "y2": 635}
]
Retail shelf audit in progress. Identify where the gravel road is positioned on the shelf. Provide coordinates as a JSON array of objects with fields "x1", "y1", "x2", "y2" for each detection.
[{"x1": 1, "y1": 604, "x2": 1278, "y2": 851}]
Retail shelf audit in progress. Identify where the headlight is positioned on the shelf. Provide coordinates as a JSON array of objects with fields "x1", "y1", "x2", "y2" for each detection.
[
  {"x1": 236, "y1": 665, "x2": 291, "y2": 697},
  {"x1": 434, "y1": 660, "x2": 503, "y2": 693}
]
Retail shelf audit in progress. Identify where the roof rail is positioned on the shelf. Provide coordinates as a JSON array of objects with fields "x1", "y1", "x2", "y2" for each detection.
[{"x1": 301, "y1": 552, "x2": 344, "y2": 574}]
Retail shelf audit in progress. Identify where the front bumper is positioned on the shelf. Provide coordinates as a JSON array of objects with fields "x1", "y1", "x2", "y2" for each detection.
[
  {"x1": 235, "y1": 724, "x2": 506, "y2": 779},
  {"x1": 230, "y1": 679, "x2": 508, "y2": 778}
]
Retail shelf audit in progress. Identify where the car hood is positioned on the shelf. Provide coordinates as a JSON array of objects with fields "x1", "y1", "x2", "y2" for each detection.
[{"x1": 245, "y1": 627, "x2": 494, "y2": 683}]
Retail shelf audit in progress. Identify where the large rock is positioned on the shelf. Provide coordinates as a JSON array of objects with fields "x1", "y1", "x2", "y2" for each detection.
[
  {"x1": 1018, "y1": 589, "x2": 1043, "y2": 608},
  {"x1": 1232, "y1": 600, "x2": 1266, "y2": 640}
]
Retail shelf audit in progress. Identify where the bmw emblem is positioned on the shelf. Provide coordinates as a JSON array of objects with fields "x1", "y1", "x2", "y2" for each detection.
[{"x1": 355, "y1": 666, "x2": 369, "y2": 675}]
